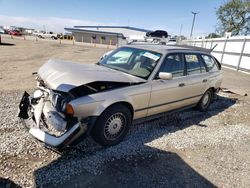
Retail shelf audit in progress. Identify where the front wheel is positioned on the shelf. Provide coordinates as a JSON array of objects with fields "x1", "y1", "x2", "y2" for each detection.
[
  {"x1": 91, "y1": 104, "x2": 132, "y2": 146},
  {"x1": 197, "y1": 89, "x2": 213, "y2": 112}
]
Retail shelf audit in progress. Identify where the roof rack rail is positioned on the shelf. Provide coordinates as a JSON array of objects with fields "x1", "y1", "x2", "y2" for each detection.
[{"x1": 170, "y1": 44, "x2": 213, "y2": 53}]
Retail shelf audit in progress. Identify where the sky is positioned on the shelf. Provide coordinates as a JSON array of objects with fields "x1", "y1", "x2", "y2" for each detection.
[{"x1": 0, "y1": 0, "x2": 224, "y2": 36}]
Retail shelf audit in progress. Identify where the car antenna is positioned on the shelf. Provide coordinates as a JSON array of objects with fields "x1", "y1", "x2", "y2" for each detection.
[{"x1": 210, "y1": 44, "x2": 218, "y2": 52}]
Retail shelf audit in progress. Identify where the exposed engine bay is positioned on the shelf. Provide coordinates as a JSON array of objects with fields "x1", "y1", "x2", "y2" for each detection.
[{"x1": 18, "y1": 76, "x2": 138, "y2": 149}]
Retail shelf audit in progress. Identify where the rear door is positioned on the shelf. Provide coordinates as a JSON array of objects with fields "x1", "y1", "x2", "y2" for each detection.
[{"x1": 182, "y1": 53, "x2": 209, "y2": 105}]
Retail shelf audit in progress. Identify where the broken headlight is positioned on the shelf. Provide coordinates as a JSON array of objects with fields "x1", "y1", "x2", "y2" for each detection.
[{"x1": 51, "y1": 91, "x2": 71, "y2": 113}]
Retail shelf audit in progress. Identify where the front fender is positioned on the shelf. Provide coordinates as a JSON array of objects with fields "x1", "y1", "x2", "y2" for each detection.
[{"x1": 70, "y1": 94, "x2": 133, "y2": 118}]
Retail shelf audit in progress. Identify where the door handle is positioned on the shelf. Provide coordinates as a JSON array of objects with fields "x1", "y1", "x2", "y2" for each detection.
[
  {"x1": 203, "y1": 79, "x2": 208, "y2": 83},
  {"x1": 179, "y1": 83, "x2": 185, "y2": 87}
]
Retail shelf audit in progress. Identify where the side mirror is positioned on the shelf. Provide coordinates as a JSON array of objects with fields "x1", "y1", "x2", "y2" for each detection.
[{"x1": 159, "y1": 72, "x2": 173, "y2": 80}]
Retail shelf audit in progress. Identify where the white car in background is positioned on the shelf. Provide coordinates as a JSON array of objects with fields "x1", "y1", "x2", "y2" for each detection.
[
  {"x1": 34, "y1": 31, "x2": 58, "y2": 40},
  {"x1": 0, "y1": 28, "x2": 5, "y2": 34},
  {"x1": 167, "y1": 38, "x2": 177, "y2": 45}
]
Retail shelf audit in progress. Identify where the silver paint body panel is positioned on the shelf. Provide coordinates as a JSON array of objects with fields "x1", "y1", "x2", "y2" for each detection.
[{"x1": 37, "y1": 46, "x2": 222, "y2": 120}]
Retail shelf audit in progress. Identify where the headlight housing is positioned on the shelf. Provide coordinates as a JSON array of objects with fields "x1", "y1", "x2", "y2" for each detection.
[{"x1": 51, "y1": 91, "x2": 72, "y2": 114}]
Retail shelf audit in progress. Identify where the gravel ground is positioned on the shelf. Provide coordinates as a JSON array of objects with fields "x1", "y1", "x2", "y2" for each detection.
[{"x1": 0, "y1": 90, "x2": 249, "y2": 188}]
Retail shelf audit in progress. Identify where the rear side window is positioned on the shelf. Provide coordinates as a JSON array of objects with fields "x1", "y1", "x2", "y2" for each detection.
[
  {"x1": 202, "y1": 55, "x2": 219, "y2": 72},
  {"x1": 185, "y1": 54, "x2": 206, "y2": 75},
  {"x1": 159, "y1": 53, "x2": 184, "y2": 78}
]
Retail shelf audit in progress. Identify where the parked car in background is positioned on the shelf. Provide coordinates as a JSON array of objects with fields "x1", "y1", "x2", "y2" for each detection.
[
  {"x1": 8, "y1": 30, "x2": 22, "y2": 36},
  {"x1": 34, "y1": 31, "x2": 58, "y2": 40},
  {"x1": 18, "y1": 44, "x2": 222, "y2": 150},
  {"x1": 62, "y1": 32, "x2": 73, "y2": 40},
  {"x1": 146, "y1": 30, "x2": 168, "y2": 38},
  {"x1": 167, "y1": 38, "x2": 177, "y2": 45},
  {"x1": 0, "y1": 28, "x2": 5, "y2": 34}
]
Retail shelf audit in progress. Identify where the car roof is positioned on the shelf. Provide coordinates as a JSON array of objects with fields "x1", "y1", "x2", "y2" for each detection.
[{"x1": 124, "y1": 44, "x2": 212, "y2": 54}]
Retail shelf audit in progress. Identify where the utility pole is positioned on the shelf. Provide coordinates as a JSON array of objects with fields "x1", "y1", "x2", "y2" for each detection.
[
  {"x1": 179, "y1": 24, "x2": 183, "y2": 36},
  {"x1": 190, "y1": 12, "x2": 199, "y2": 38}
]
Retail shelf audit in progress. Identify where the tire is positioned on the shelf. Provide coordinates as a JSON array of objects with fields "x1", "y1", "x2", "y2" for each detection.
[
  {"x1": 197, "y1": 89, "x2": 213, "y2": 112},
  {"x1": 91, "y1": 104, "x2": 132, "y2": 146}
]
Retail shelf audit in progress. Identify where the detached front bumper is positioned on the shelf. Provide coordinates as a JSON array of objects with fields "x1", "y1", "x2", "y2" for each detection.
[{"x1": 18, "y1": 91, "x2": 88, "y2": 149}]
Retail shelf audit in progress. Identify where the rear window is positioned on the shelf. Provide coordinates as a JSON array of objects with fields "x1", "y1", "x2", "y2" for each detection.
[{"x1": 201, "y1": 55, "x2": 219, "y2": 72}]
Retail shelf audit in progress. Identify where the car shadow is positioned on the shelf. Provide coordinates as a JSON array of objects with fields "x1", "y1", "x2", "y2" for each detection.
[
  {"x1": 0, "y1": 178, "x2": 21, "y2": 188},
  {"x1": 0, "y1": 42, "x2": 15, "y2": 46},
  {"x1": 33, "y1": 94, "x2": 236, "y2": 187}
]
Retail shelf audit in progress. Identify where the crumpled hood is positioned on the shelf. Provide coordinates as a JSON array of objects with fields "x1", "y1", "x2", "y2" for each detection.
[{"x1": 38, "y1": 59, "x2": 145, "y2": 92}]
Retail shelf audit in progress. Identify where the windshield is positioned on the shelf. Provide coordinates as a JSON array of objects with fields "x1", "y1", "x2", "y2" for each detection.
[{"x1": 99, "y1": 47, "x2": 162, "y2": 79}]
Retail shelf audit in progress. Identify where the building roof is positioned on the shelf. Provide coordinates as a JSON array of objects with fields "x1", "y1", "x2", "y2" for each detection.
[
  {"x1": 64, "y1": 27, "x2": 125, "y2": 37},
  {"x1": 73, "y1": 26, "x2": 151, "y2": 33},
  {"x1": 65, "y1": 26, "x2": 152, "y2": 39}
]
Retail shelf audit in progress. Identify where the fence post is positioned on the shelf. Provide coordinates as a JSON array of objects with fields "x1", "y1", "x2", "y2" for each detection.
[
  {"x1": 220, "y1": 38, "x2": 228, "y2": 64},
  {"x1": 210, "y1": 40, "x2": 213, "y2": 49},
  {"x1": 72, "y1": 36, "x2": 75, "y2": 45},
  {"x1": 81, "y1": 35, "x2": 83, "y2": 43},
  {"x1": 237, "y1": 38, "x2": 247, "y2": 71}
]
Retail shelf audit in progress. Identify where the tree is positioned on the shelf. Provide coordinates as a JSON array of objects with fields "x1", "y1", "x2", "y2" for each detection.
[
  {"x1": 206, "y1": 33, "x2": 221, "y2": 39},
  {"x1": 216, "y1": 0, "x2": 250, "y2": 36}
]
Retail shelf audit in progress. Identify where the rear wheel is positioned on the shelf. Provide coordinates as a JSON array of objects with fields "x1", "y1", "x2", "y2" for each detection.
[
  {"x1": 197, "y1": 89, "x2": 213, "y2": 111},
  {"x1": 91, "y1": 104, "x2": 132, "y2": 146}
]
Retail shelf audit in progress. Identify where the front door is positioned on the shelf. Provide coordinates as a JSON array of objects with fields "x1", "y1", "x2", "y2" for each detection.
[{"x1": 148, "y1": 53, "x2": 189, "y2": 116}]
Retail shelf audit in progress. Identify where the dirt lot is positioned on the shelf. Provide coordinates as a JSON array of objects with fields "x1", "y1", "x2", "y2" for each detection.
[{"x1": 0, "y1": 37, "x2": 250, "y2": 188}]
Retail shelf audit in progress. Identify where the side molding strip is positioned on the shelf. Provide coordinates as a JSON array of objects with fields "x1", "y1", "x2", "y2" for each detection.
[{"x1": 135, "y1": 94, "x2": 202, "y2": 112}]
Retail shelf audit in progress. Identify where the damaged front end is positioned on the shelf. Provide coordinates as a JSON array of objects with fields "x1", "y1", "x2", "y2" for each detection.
[
  {"x1": 18, "y1": 83, "x2": 88, "y2": 149},
  {"x1": 18, "y1": 59, "x2": 145, "y2": 149}
]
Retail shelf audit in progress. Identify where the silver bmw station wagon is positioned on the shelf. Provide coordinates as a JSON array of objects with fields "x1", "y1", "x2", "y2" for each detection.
[{"x1": 18, "y1": 44, "x2": 222, "y2": 149}]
